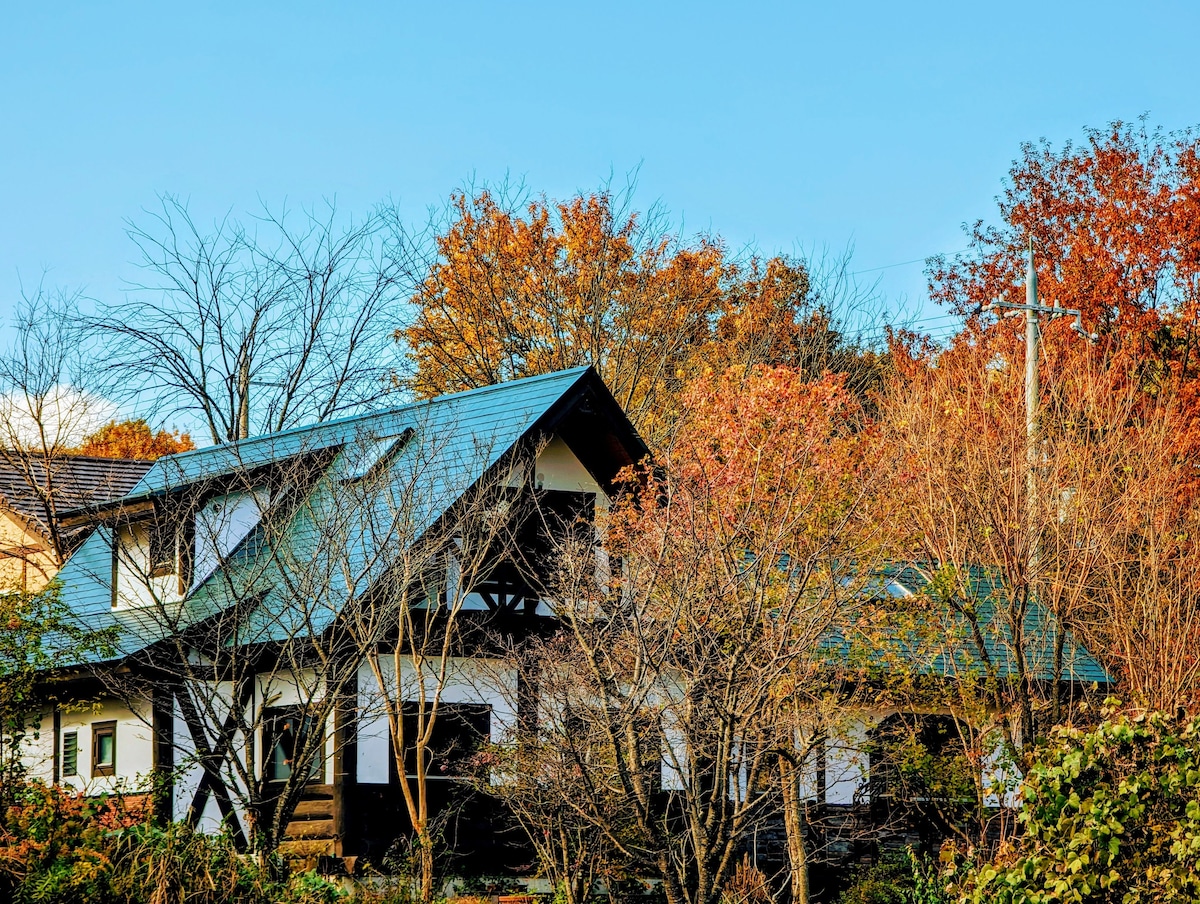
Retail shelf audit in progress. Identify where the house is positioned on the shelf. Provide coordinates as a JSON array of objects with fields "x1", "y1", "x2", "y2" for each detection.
[
  {"x1": 0, "y1": 454, "x2": 153, "y2": 592},
  {"x1": 17, "y1": 366, "x2": 646, "y2": 866},
  {"x1": 14, "y1": 366, "x2": 1112, "y2": 879}
]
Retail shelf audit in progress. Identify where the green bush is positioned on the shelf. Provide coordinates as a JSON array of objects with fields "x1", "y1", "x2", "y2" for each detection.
[
  {"x1": 839, "y1": 850, "x2": 951, "y2": 904},
  {"x1": 956, "y1": 707, "x2": 1200, "y2": 904}
]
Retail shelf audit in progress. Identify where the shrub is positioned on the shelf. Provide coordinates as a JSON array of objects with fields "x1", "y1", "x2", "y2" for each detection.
[
  {"x1": 838, "y1": 850, "x2": 951, "y2": 904},
  {"x1": 956, "y1": 707, "x2": 1200, "y2": 903},
  {"x1": 721, "y1": 854, "x2": 771, "y2": 904}
]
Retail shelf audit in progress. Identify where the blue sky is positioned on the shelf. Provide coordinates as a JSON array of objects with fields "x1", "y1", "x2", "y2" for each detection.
[{"x1": 2, "y1": 0, "x2": 1198, "y2": 346}]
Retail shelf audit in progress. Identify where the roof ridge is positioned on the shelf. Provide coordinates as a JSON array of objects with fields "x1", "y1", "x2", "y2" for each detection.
[{"x1": 155, "y1": 366, "x2": 595, "y2": 466}]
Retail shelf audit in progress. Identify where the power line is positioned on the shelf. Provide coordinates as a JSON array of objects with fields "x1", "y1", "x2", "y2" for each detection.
[{"x1": 849, "y1": 247, "x2": 971, "y2": 276}]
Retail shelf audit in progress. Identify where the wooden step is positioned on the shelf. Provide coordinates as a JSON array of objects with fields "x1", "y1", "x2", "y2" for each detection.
[
  {"x1": 278, "y1": 838, "x2": 336, "y2": 858},
  {"x1": 286, "y1": 817, "x2": 336, "y2": 839},
  {"x1": 292, "y1": 798, "x2": 334, "y2": 819}
]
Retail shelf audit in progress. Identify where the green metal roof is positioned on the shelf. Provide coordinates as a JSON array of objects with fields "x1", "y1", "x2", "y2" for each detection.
[
  {"x1": 47, "y1": 367, "x2": 1112, "y2": 689},
  {"x1": 51, "y1": 366, "x2": 604, "y2": 663},
  {"x1": 820, "y1": 563, "x2": 1113, "y2": 685}
]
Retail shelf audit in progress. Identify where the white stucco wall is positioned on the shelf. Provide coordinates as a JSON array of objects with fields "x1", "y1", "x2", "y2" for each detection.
[
  {"x1": 113, "y1": 523, "x2": 182, "y2": 610},
  {"x1": 15, "y1": 709, "x2": 55, "y2": 782},
  {"x1": 32, "y1": 698, "x2": 157, "y2": 794},
  {"x1": 533, "y1": 436, "x2": 608, "y2": 504},
  {"x1": 192, "y1": 489, "x2": 268, "y2": 590},
  {"x1": 825, "y1": 716, "x2": 872, "y2": 805},
  {"x1": 170, "y1": 677, "x2": 252, "y2": 827}
]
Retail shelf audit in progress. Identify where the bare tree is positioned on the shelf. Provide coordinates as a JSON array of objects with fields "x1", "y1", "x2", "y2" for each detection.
[
  {"x1": 89, "y1": 196, "x2": 415, "y2": 444},
  {"x1": 344, "y1": 436, "x2": 541, "y2": 901},
  {"x1": 0, "y1": 286, "x2": 146, "y2": 586},
  {"x1": 87, "y1": 412, "x2": 535, "y2": 885}
]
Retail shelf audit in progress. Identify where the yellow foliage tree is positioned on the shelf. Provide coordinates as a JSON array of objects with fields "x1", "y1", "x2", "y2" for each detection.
[
  {"x1": 400, "y1": 189, "x2": 849, "y2": 445},
  {"x1": 74, "y1": 419, "x2": 195, "y2": 460}
]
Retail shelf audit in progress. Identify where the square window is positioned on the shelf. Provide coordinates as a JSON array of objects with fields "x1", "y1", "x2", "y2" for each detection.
[
  {"x1": 62, "y1": 731, "x2": 78, "y2": 778},
  {"x1": 147, "y1": 522, "x2": 177, "y2": 578},
  {"x1": 91, "y1": 721, "x2": 116, "y2": 777},
  {"x1": 263, "y1": 707, "x2": 323, "y2": 784}
]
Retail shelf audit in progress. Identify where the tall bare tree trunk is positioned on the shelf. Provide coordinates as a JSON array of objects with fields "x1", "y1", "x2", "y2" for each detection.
[{"x1": 779, "y1": 755, "x2": 810, "y2": 904}]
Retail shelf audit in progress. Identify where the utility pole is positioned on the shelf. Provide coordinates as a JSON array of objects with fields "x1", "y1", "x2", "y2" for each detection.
[{"x1": 987, "y1": 239, "x2": 1096, "y2": 584}]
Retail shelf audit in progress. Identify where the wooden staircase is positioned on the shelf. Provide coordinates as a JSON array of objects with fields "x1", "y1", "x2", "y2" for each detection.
[{"x1": 278, "y1": 784, "x2": 338, "y2": 861}]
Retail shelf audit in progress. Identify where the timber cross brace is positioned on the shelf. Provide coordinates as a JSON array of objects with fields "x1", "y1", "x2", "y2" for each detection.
[{"x1": 170, "y1": 676, "x2": 256, "y2": 849}]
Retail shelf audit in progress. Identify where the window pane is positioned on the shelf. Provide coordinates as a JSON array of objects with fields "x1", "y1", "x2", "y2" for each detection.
[
  {"x1": 97, "y1": 733, "x2": 114, "y2": 766},
  {"x1": 270, "y1": 718, "x2": 294, "y2": 781},
  {"x1": 265, "y1": 709, "x2": 323, "y2": 783}
]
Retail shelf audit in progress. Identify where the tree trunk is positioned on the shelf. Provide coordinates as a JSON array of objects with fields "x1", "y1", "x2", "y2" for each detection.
[
  {"x1": 418, "y1": 824, "x2": 435, "y2": 903},
  {"x1": 779, "y1": 754, "x2": 810, "y2": 904}
]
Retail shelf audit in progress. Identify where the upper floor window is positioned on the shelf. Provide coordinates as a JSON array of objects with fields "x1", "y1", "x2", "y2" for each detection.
[{"x1": 113, "y1": 518, "x2": 190, "y2": 608}]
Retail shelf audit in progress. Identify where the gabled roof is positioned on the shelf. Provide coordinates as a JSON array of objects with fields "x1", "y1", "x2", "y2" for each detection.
[
  {"x1": 821, "y1": 563, "x2": 1112, "y2": 685},
  {"x1": 50, "y1": 366, "x2": 646, "y2": 665},
  {"x1": 0, "y1": 454, "x2": 153, "y2": 543}
]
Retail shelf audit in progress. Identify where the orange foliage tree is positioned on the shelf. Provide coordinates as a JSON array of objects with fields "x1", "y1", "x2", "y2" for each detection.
[
  {"x1": 527, "y1": 365, "x2": 890, "y2": 904},
  {"x1": 909, "y1": 119, "x2": 1200, "y2": 711},
  {"x1": 74, "y1": 419, "x2": 194, "y2": 460},
  {"x1": 929, "y1": 119, "x2": 1200, "y2": 396},
  {"x1": 400, "y1": 188, "x2": 876, "y2": 446}
]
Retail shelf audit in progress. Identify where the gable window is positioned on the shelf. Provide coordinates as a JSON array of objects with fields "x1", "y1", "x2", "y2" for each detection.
[
  {"x1": 263, "y1": 707, "x2": 324, "y2": 784},
  {"x1": 147, "y1": 521, "x2": 177, "y2": 578},
  {"x1": 62, "y1": 731, "x2": 78, "y2": 777},
  {"x1": 91, "y1": 721, "x2": 116, "y2": 777},
  {"x1": 113, "y1": 517, "x2": 191, "y2": 608}
]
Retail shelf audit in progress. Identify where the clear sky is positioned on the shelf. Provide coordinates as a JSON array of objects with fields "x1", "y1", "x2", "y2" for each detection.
[{"x1": 2, "y1": 0, "x2": 1198, "y2": 346}]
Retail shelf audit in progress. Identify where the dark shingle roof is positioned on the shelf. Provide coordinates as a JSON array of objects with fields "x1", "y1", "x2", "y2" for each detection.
[{"x1": 0, "y1": 454, "x2": 154, "y2": 542}]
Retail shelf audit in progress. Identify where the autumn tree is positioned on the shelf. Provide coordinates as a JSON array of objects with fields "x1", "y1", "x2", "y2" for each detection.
[
  {"x1": 929, "y1": 119, "x2": 1200, "y2": 392},
  {"x1": 512, "y1": 366, "x2": 890, "y2": 904},
  {"x1": 400, "y1": 187, "x2": 882, "y2": 446},
  {"x1": 917, "y1": 119, "x2": 1200, "y2": 713},
  {"x1": 73, "y1": 419, "x2": 194, "y2": 460}
]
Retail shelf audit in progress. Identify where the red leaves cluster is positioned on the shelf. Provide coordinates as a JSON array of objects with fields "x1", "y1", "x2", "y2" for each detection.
[{"x1": 915, "y1": 120, "x2": 1200, "y2": 708}]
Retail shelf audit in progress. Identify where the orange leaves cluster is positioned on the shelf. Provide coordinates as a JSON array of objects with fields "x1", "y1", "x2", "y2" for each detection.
[
  {"x1": 909, "y1": 120, "x2": 1200, "y2": 708},
  {"x1": 930, "y1": 121, "x2": 1200, "y2": 401},
  {"x1": 74, "y1": 419, "x2": 194, "y2": 460},
  {"x1": 401, "y1": 189, "x2": 822, "y2": 446},
  {"x1": 607, "y1": 365, "x2": 883, "y2": 600},
  {"x1": 669, "y1": 366, "x2": 875, "y2": 542}
]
